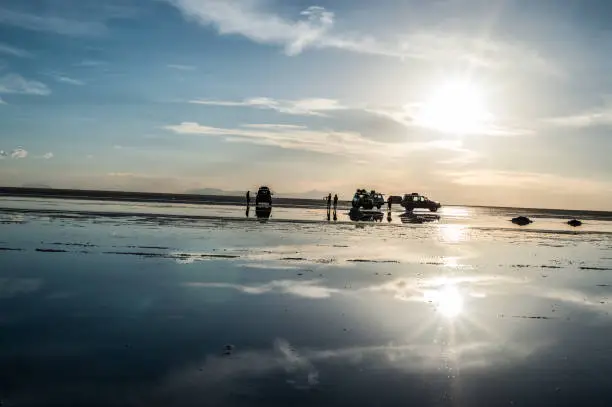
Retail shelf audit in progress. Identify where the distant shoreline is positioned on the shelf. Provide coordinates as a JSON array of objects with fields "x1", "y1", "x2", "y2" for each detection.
[
  {"x1": 0, "y1": 186, "x2": 339, "y2": 209},
  {"x1": 0, "y1": 186, "x2": 610, "y2": 216}
]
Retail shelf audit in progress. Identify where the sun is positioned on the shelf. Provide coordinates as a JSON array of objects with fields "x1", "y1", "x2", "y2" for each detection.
[{"x1": 416, "y1": 79, "x2": 491, "y2": 135}]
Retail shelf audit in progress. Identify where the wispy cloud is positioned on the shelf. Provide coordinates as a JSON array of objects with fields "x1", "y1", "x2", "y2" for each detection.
[
  {"x1": 165, "y1": 1, "x2": 337, "y2": 56},
  {"x1": 0, "y1": 42, "x2": 32, "y2": 58},
  {"x1": 193, "y1": 96, "x2": 531, "y2": 137},
  {"x1": 164, "y1": 0, "x2": 558, "y2": 75},
  {"x1": 0, "y1": 74, "x2": 51, "y2": 96},
  {"x1": 0, "y1": 8, "x2": 107, "y2": 36},
  {"x1": 42, "y1": 152, "x2": 54, "y2": 160},
  {"x1": 165, "y1": 121, "x2": 463, "y2": 159},
  {"x1": 442, "y1": 170, "x2": 612, "y2": 195},
  {"x1": 545, "y1": 105, "x2": 612, "y2": 128},
  {"x1": 190, "y1": 97, "x2": 346, "y2": 116},
  {"x1": 74, "y1": 59, "x2": 106, "y2": 67},
  {"x1": 107, "y1": 172, "x2": 138, "y2": 177},
  {"x1": 10, "y1": 147, "x2": 28, "y2": 159},
  {"x1": 54, "y1": 75, "x2": 85, "y2": 86},
  {"x1": 167, "y1": 64, "x2": 197, "y2": 71},
  {"x1": 185, "y1": 279, "x2": 339, "y2": 299},
  {"x1": 0, "y1": 150, "x2": 7, "y2": 158}
]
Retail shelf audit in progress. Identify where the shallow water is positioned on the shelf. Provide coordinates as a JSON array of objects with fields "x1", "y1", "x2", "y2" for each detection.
[{"x1": 1, "y1": 198, "x2": 612, "y2": 406}]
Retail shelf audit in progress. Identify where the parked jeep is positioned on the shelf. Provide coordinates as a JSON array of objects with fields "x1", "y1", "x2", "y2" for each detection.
[{"x1": 400, "y1": 193, "x2": 441, "y2": 212}]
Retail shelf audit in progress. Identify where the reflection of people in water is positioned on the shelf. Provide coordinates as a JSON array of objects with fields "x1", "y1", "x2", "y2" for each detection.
[
  {"x1": 333, "y1": 210, "x2": 337, "y2": 221},
  {"x1": 387, "y1": 211, "x2": 392, "y2": 223},
  {"x1": 246, "y1": 206, "x2": 250, "y2": 218},
  {"x1": 333, "y1": 194, "x2": 338, "y2": 210},
  {"x1": 246, "y1": 190, "x2": 250, "y2": 206}
]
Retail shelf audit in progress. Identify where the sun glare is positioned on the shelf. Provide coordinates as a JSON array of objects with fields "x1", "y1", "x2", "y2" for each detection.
[
  {"x1": 417, "y1": 80, "x2": 491, "y2": 134},
  {"x1": 437, "y1": 285, "x2": 464, "y2": 318},
  {"x1": 425, "y1": 284, "x2": 464, "y2": 318}
]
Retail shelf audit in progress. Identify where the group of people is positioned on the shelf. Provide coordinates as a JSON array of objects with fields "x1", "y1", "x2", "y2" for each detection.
[{"x1": 325, "y1": 193, "x2": 339, "y2": 210}]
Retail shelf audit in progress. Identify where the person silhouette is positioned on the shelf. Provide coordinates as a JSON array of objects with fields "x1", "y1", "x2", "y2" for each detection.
[
  {"x1": 246, "y1": 190, "x2": 250, "y2": 206},
  {"x1": 333, "y1": 194, "x2": 338, "y2": 210},
  {"x1": 326, "y1": 193, "x2": 332, "y2": 209}
]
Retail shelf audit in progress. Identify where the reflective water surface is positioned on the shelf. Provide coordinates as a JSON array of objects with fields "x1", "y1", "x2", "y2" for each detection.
[{"x1": 1, "y1": 198, "x2": 612, "y2": 406}]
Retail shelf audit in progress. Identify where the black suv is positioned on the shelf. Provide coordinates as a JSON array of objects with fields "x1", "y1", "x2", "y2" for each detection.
[
  {"x1": 255, "y1": 186, "x2": 272, "y2": 207},
  {"x1": 400, "y1": 193, "x2": 441, "y2": 212}
]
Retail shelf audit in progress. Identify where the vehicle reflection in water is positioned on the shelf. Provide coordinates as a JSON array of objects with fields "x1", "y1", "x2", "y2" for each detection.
[
  {"x1": 255, "y1": 206, "x2": 272, "y2": 221},
  {"x1": 349, "y1": 208, "x2": 384, "y2": 222},
  {"x1": 399, "y1": 212, "x2": 440, "y2": 224}
]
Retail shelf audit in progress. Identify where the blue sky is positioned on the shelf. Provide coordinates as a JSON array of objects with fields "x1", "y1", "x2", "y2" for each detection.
[{"x1": 0, "y1": 0, "x2": 611, "y2": 209}]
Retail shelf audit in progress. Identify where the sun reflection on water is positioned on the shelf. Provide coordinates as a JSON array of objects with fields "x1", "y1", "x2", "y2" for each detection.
[
  {"x1": 424, "y1": 285, "x2": 464, "y2": 318},
  {"x1": 439, "y1": 224, "x2": 467, "y2": 243}
]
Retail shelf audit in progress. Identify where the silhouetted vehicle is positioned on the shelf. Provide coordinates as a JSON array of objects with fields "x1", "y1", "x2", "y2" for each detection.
[
  {"x1": 389, "y1": 195, "x2": 403, "y2": 205},
  {"x1": 400, "y1": 193, "x2": 441, "y2": 212},
  {"x1": 372, "y1": 192, "x2": 385, "y2": 209},
  {"x1": 255, "y1": 186, "x2": 272, "y2": 207},
  {"x1": 511, "y1": 216, "x2": 532, "y2": 226},
  {"x1": 352, "y1": 189, "x2": 384, "y2": 209}
]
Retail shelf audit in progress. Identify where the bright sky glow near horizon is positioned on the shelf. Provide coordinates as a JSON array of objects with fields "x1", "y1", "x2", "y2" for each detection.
[{"x1": 0, "y1": 0, "x2": 611, "y2": 210}]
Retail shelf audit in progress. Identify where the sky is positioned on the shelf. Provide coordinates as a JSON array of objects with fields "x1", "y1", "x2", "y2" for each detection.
[{"x1": 0, "y1": 0, "x2": 611, "y2": 210}]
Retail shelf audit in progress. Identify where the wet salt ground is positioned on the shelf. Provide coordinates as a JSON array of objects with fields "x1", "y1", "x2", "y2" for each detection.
[{"x1": 1, "y1": 202, "x2": 612, "y2": 406}]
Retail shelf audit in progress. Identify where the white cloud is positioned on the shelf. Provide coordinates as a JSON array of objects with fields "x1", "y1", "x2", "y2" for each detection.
[
  {"x1": 75, "y1": 59, "x2": 106, "y2": 67},
  {"x1": 185, "y1": 279, "x2": 339, "y2": 299},
  {"x1": 0, "y1": 8, "x2": 106, "y2": 36},
  {"x1": 165, "y1": 121, "x2": 463, "y2": 159},
  {"x1": 167, "y1": 64, "x2": 197, "y2": 71},
  {"x1": 442, "y1": 170, "x2": 612, "y2": 195},
  {"x1": 165, "y1": 1, "x2": 336, "y2": 56},
  {"x1": 107, "y1": 172, "x2": 138, "y2": 177},
  {"x1": 193, "y1": 96, "x2": 531, "y2": 137},
  {"x1": 0, "y1": 42, "x2": 32, "y2": 58},
  {"x1": 55, "y1": 76, "x2": 84, "y2": 86},
  {"x1": 545, "y1": 105, "x2": 612, "y2": 128},
  {"x1": 0, "y1": 150, "x2": 7, "y2": 158},
  {"x1": 10, "y1": 148, "x2": 28, "y2": 159},
  {"x1": 42, "y1": 152, "x2": 54, "y2": 159},
  {"x1": 0, "y1": 74, "x2": 51, "y2": 96},
  {"x1": 0, "y1": 96, "x2": 5, "y2": 105},
  {"x1": 190, "y1": 97, "x2": 345, "y2": 116},
  {"x1": 164, "y1": 0, "x2": 558, "y2": 75}
]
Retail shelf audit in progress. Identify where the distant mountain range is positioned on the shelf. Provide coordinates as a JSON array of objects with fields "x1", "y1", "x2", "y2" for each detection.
[{"x1": 185, "y1": 188, "x2": 331, "y2": 199}]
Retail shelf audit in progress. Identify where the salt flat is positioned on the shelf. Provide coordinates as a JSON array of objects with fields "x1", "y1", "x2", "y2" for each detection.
[{"x1": 1, "y1": 197, "x2": 611, "y2": 406}]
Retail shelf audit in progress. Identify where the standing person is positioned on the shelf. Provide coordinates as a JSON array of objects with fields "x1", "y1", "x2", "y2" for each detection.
[
  {"x1": 246, "y1": 190, "x2": 250, "y2": 206},
  {"x1": 333, "y1": 194, "x2": 338, "y2": 210},
  {"x1": 387, "y1": 196, "x2": 392, "y2": 211},
  {"x1": 326, "y1": 193, "x2": 332, "y2": 209}
]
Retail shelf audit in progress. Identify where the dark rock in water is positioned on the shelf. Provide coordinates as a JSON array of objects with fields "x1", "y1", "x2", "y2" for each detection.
[
  {"x1": 223, "y1": 344, "x2": 235, "y2": 356},
  {"x1": 511, "y1": 216, "x2": 532, "y2": 226},
  {"x1": 567, "y1": 219, "x2": 582, "y2": 227}
]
